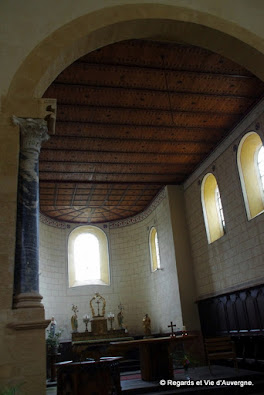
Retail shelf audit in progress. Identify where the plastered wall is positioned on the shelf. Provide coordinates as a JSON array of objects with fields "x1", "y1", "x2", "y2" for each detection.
[
  {"x1": 185, "y1": 111, "x2": 264, "y2": 300},
  {"x1": 39, "y1": 189, "x2": 182, "y2": 339},
  {"x1": 2, "y1": 1, "x2": 264, "y2": 393}
]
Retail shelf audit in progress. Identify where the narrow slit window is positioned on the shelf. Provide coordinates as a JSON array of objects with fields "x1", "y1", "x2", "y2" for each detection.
[
  {"x1": 257, "y1": 146, "x2": 264, "y2": 192},
  {"x1": 215, "y1": 186, "x2": 225, "y2": 231}
]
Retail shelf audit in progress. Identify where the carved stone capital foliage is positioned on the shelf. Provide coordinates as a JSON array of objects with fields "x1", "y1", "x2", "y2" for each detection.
[{"x1": 12, "y1": 116, "x2": 49, "y2": 153}]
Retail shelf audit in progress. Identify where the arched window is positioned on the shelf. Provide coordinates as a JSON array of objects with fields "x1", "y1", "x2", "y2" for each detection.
[
  {"x1": 201, "y1": 173, "x2": 225, "y2": 244},
  {"x1": 68, "y1": 226, "x2": 110, "y2": 287},
  {"x1": 149, "y1": 227, "x2": 161, "y2": 271},
  {"x1": 237, "y1": 132, "x2": 264, "y2": 220}
]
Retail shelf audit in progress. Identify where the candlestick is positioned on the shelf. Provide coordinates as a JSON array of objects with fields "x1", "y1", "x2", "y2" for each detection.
[
  {"x1": 107, "y1": 312, "x2": 115, "y2": 331},
  {"x1": 83, "y1": 314, "x2": 90, "y2": 332}
]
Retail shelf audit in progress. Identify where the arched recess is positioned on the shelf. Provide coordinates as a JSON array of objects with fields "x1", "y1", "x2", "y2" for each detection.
[
  {"x1": 5, "y1": 3, "x2": 264, "y2": 106},
  {"x1": 237, "y1": 132, "x2": 264, "y2": 220},
  {"x1": 201, "y1": 173, "x2": 225, "y2": 244}
]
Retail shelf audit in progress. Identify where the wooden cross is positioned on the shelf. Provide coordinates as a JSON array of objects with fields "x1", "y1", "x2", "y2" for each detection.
[{"x1": 168, "y1": 321, "x2": 176, "y2": 337}]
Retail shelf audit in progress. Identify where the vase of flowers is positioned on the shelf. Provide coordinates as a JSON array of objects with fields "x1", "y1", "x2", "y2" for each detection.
[{"x1": 46, "y1": 328, "x2": 62, "y2": 355}]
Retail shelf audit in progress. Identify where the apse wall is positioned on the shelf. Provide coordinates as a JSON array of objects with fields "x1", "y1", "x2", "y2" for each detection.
[
  {"x1": 184, "y1": 106, "x2": 264, "y2": 300},
  {"x1": 39, "y1": 188, "x2": 182, "y2": 339}
]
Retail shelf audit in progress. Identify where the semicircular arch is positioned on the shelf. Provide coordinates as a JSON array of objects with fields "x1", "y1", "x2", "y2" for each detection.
[{"x1": 5, "y1": 3, "x2": 264, "y2": 104}]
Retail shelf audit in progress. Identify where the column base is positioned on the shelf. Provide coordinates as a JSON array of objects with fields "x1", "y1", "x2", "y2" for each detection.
[{"x1": 13, "y1": 292, "x2": 44, "y2": 309}]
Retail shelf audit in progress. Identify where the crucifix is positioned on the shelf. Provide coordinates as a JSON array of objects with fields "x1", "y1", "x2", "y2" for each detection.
[
  {"x1": 168, "y1": 321, "x2": 176, "y2": 337},
  {"x1": 96, "y1": 299, "x2": 101, "y2": 316}
]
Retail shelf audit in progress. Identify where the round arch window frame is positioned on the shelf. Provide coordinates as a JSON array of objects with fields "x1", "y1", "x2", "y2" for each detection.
[
  {"x1": 237, "y1": 131, "x2": 264, "y2": 220},
  {"x1": 68, "y1": 225, "x2": 110, "y2": 287},
  {"x1": 201, "y1": 173, "x2": 225, "y2": 244}
]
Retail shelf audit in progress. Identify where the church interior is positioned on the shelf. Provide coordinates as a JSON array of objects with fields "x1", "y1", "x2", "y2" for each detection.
[{"x1": 1, "y1": 2, "x2": 264, "y2": 394}]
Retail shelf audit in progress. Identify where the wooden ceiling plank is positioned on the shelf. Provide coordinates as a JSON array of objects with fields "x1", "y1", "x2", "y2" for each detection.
[
  {"x1": 56, "y1": 62, "x2": 257, "y2": 82},
  {"x1": 87, "y1": 207, "x2": 96, "y2": 223},
  {"x1": 56, "y1": 103, "x2": 244, "y2": 119},
  {"x1": 102, "y1": 205, "x2": 139, "y2": 215},
  {"x1": 78, "y1": 40, "x2": 253, "y2": 77},
  {"x1": 98, "y1": 185, "x2": 114, "y2": 209},
  {"x1": 114, "y1": 185, "x2": 130, "y2": 210},
  {"x1": 51, "y1": 206, "x2": 89, "y2": 220},
  {"x1": 40, "y1": 39, "x2": 264, "y2": 224},
  {"x1": 39, "y1": 170, "x2": 188, "y2": 178},
  {"x1": 85, "y1": 184, "x2": 96, "y2": 207},
  {"x1": 39, "y1": 160, "x2": 198, "y2": 169},
  {"x1": 97, "y1": 210, "x2": 109, "y2": 222},
  {"x1": 43, "y1": 135, "x2": 224, "y2": 146},
  {"x1": 46, "y1": 84, "x2": 257, "y2": 107},
  {"x1": 54, "y1": 121, "x2": 226, "y2": 133},
  {"x1": 131, "y1": 185, "x2": 149, "y2": 208},
  {"x1": 70, "y1": 184, "x2": 77, "y2": 207},
  {"x1": 40, "y1": 179, "x2": 178, "y2": 185},
  {"x1": 41, "y1": 148, "x2": 206, "y2": 158}
]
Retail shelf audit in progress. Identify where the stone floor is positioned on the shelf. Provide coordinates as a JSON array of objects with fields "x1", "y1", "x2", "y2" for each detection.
[{"x1": 46, "y1": 365, "x2": 264, "y2": 394}]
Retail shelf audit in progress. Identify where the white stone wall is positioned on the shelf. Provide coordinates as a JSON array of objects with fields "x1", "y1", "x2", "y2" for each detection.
[
  {"x1": 184, "y1": 113, "x2": 264, "y2": 299},
  {"x1": 39, "y1": 189, "x2": 182, "y2": 339}
]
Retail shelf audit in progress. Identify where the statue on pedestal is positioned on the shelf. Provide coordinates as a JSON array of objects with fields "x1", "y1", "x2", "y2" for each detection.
[
  {"x1": 117, "y1": 303, "x2": 124, "y2": 329},
  {"x1": 143, "y1": 313, "x2": 151, "y2": 336},
  {"x1": 71, "y1": 304, "x2": 79, "y2": 333},
  {"x1": 49, "y1": 316, "x2": 57, "y2": 337}
]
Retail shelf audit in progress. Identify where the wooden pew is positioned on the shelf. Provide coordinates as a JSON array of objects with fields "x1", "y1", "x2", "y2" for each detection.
[{"x1": 204, "y1": 336, "x2": 238, "y2": 373}]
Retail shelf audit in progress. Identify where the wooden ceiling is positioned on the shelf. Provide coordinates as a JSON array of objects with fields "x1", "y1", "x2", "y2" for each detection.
[{"x1": 40, "y1": 39, "x2": 264, "y2": 224}]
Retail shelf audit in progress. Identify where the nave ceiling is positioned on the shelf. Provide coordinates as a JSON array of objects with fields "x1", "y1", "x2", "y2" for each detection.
[{"x1": 40, "y1": 39, "x2": 264, "y2": 223}]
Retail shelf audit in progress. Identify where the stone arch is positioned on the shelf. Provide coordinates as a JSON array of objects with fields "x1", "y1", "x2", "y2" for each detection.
[{"x1": 5, "y1": 3, "x2": 264, "y2": 105}]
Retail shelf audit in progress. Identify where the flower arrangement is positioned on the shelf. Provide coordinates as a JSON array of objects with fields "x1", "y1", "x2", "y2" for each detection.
[
  {"x1": 46, "y1": 328, "x2": 62, "y2": 353},
  {"x1": 171, "y1": 350, "x2": 200, "y2": 370}
]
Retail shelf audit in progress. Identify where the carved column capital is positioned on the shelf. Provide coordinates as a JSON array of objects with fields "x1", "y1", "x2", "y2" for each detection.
[{"x1": 13, "y1": 116, "x2": 49, "y2": 153}]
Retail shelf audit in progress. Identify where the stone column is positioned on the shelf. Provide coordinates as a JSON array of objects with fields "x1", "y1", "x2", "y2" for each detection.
[{"x1": 13, "y1": 116, "x2": 49, "y2": 309}]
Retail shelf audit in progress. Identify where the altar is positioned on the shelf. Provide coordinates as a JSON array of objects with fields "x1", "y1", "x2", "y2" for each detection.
[
  {"x1": 71, "y1": 293, "x2": 132, "y2": 360},
  {"x1": 110, "y1": 335, "x2": 197, "y2": 381},
  {"x1": 72, "y1": 328, "x2": 130, "y2": 342}
]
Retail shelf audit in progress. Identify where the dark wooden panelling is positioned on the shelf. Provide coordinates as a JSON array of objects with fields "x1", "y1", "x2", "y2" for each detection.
[
  {"x1": 198, "y1": 284, "x2": 264, "y2": 336},
  {"x1": 198, "y1": 284, "x2": 264, "y2": 368}
]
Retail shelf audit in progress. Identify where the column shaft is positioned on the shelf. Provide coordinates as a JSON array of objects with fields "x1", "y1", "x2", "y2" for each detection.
[{"x1": 13, "y1": 116, "x2": 49, "y2": 308}]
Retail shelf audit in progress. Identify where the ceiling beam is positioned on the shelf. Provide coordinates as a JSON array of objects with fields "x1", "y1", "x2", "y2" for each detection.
[
  {"x1": 47, "y1": 83, "x2": 257, "y2": 100},
  {"x1": 56, "y1": 103, "x2": 243, "y2": 117},
  {"x1": 54, "y1": 120, "x2": 226, "y2": 132},
  {"x1": 39, "y1": 179, "x2": 177, "y2": 185},
  {"x1": 60, "y1": 62, "x2": 256, "y2": 80},
  {"x1": 44, "y1": 135, "x2": 222, "y2": 145}
]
